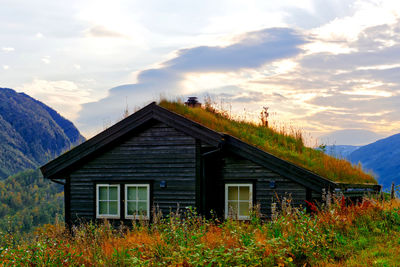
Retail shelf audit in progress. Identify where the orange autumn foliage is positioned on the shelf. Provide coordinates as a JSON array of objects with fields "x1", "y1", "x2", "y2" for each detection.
[
  {"x1": 101, "y1": 231, "x2": 165, "y2": 257},
  {"x1": 200, "y1": 225, "x2": 239, "y2": 249}
]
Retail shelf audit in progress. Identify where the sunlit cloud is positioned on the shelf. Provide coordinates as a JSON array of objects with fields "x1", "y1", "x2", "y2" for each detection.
[
  {"x1": 77, "y1": 27, "x2": 307, "y2": 136},
  {"x1": 17, "y1": 79, "x2": 92, "y2": 121},
  {"x1": 84, "y1": 25, "x2": 128, "y2": 39},
  {"x1": 1, "y1": 47, "x2": 14, "y2": 52},
  {"x1": 41, "y1": 57, "x2": 51, "y2": 64},
  {"x1": 2, "y1": 0, "x2": 400, "y2": 144}
]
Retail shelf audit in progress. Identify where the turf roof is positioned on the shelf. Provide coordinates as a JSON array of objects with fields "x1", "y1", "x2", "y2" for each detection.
[{"x1": 159, "y1": 100, "x2": 377, "y2": 185}]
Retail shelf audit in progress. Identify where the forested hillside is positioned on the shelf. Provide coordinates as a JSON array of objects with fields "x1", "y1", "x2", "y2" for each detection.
[
  {"x1": 0, "y1": 169, "x2": 63, "y2": 233},
  {"x1": 0, "y1": 87, "x2": 85, "y2": 179}
]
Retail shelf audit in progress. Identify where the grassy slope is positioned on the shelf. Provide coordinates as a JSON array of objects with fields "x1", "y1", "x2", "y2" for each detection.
[{"x1": 159, "y1": 100, "x2": 376, "y2": 184}]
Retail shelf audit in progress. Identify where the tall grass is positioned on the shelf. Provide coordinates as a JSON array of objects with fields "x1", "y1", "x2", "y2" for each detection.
[
  {"x1": 158, "y1": 99, "x2": 376, "y2": 184},
  {"x1": 1, "y1": 197, "x2": 400, "y2": 266}
]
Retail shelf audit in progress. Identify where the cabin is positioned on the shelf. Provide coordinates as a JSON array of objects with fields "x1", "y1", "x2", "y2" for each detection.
[{"x1": 40, "y1": 101, "x2": 381, "y2": 225}]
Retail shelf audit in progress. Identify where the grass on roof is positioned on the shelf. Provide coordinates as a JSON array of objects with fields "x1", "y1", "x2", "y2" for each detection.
[{"x1": 159, "y1": 99, "x2": 377, "y2": 185}]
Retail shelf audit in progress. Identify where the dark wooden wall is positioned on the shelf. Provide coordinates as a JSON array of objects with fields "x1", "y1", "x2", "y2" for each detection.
[
  {"x1": 67, "y1": 119, "x2": 321, "y2": 223},
  {"x1": 68, "y1": 121, "x2": 197, "y2": 222},
  {"x1": 221, "y1": 153, "x2": 311, "y2": 217}
]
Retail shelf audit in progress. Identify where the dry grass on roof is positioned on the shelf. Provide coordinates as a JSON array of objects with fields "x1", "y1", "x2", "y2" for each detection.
[{"x1": 158, "y1": 99, "x2": 377, "y2": 185}]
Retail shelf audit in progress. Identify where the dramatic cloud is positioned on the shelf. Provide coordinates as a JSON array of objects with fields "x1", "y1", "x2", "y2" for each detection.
[
  {"x1": 77, "y1": 27, "x2": 308, "y2": 136},
  {"x1": 165, "y1": 28, "x2": 306, "y2": 71},
  {"x1": 2, "y1": 0, "x2": 400, "y2": 144},
  {"x1": 248, "y1": 18, "x2": 400, "y2": 142}
]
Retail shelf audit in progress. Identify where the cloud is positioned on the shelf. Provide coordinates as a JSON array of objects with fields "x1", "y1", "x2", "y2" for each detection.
[
  {"x1": 3, "y1": 65, "x2": 9, "y2": 70},
  {"x1": 76, "y1": 18, "x2": 400, "y2": 141},
  {"x1": 41, "y1": 57, "x2": 51, "y2": 64},
  {"x1": 17, "y1": 79, "x2": 92, "y2": 123},
  {"x1": 165, "y1": 28, "x2": 306, "y2": 72},
  {"x1": 85, "y1": 25, "x2": 128, "y2": 38},
  {"x1": 3, "y1": 0, "x2": 398, "y2": 144},
  {"x1": 77, "y1": 27, "x2": 307, "y2": 136},
  {"x1": 318, "y1": 129, "x2": 385, "y2": 146},
  {"x1": 1, "y1": 47, "x2": 14, "y2": 52},
  {"x1": 249, "y1": 19, "x2": 400, "y2": 138}
]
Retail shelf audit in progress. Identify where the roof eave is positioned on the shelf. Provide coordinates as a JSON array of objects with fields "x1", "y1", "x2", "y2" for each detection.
[
  {"x1": 41, "y1": 102, "x2": 225, "y2": 179},
  {"x1": 223, "y1": 134, "x2": 338, "y2": 192}
]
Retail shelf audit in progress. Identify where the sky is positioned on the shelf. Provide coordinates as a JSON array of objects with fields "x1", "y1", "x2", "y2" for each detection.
[{"x1": 1, "y1": 0, "x2": 400, "y2": 146}]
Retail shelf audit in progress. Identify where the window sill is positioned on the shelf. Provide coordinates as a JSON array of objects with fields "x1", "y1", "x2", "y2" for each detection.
[
  {"x1": 96, "y1": 215, "x2": 121, "y2": 219},
  {"x1": 125, "y1": 216, "x2": 149, "y2": 220}
]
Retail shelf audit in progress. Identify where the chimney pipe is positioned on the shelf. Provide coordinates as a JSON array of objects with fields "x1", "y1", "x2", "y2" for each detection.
[{"x1": 185, "y1": 97, "x2": 201, "y2": 108}]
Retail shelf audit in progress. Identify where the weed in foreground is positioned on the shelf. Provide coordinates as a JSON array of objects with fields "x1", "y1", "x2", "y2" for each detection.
[{"x1": 1, "y1": 198, "x2": 400, "y2": 266}]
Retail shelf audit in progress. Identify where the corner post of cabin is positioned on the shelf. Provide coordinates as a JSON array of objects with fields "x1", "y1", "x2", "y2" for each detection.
[
  {"x1": 195, "y1": 139, "x2": 202, "y2": 214},
  {"x1": 305, "y1": 187, "x2": 312, "y2": 213},
  {"x1": 64, "y1": 176, "x2": 72, "y2": 231}
]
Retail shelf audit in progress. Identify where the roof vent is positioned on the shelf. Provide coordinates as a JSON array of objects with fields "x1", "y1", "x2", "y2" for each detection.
[{"x1": 185, "y1": 97, "x2": 201, "y2": 108}]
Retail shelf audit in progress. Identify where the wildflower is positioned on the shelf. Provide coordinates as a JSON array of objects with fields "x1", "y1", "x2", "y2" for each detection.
[{"x1": 305, "y1": 200, "x2": 317, "y2": 213}]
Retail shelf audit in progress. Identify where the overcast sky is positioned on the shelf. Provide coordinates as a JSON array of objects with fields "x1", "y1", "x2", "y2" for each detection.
[{"x1": 1, "y1": 0, "x2": 400, "y2": 145}]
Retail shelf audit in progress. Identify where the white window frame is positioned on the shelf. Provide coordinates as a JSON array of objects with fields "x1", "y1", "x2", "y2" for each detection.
[
  {"x1": 96, "y1": 184, "x2": 120, "y2": 219},
  {"x1": 225, "y1": 183, "x2": 253, "y2": 220},
  {"x1": 125, "y1": 184, "x2": 150, "y2": 220}
]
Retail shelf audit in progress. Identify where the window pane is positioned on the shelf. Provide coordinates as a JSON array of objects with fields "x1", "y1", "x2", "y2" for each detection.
[
  {"x1": 137, "y1": 201, "x2": 147, "y2": 214},
  {"x1": 228, "y1": 201, "x2": 238, "y2": 216},
  {"x1": 109, "y1": 201, "x2": 118, "y2": 215},
  {"x1": 109, "y1": 186, "x2": 118, "y2": 200},
  {"x1": 138, "y1": 187, "x2": 147, "y2": 200},
  {"x1": 99, "y1": 201, "x2": 107, "y2": 215},
  {"x1": 239, "y1": 202, "x2": 250, "y2": 217},
  {"x1": 239, "y1": 186, "x2": 250, "y2": 201},
  {"x1": 99, "y1": 187, "x2": 108, "y2": 200},
  {"x1": 228, "y1": 186, "x2": 238, "y2": 200},
  {"x1": 127, "y1": 187, "x2": 136, "y2": 201},
  {"x1": 127, "y1": 201, "x2": 137, "y2": 216}
]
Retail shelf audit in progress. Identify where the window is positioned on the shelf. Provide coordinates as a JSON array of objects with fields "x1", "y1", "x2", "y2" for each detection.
[
  {"x1": 96, "y1": 184, "x2": 120, "y2": 218},
  {"x1": 125, "y1": 184, "x2": 150, "y2": 220},
  {"x1": 225, "y1": 183, "x2": 253, "y2": 220}
]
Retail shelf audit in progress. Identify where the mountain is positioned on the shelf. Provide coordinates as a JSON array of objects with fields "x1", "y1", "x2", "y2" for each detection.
[
  {"x1": 349, "y1": 133, "x2": 400, "y2": 189},
  {"x1": 323, "y1": 145, "x2": 361, "y2": 158},
  {"x1": 0, "y1": 87, "x2": 85, "y2": 179}
]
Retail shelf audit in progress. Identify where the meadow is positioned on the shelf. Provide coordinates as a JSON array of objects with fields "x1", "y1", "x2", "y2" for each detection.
[{"x1": 1, "y1": 195, "x2": 400, "y2": 266}]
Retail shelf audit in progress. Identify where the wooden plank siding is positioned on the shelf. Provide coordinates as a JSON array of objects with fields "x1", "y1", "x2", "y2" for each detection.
[
  {"x1": 40, "y1": 103, "x2": 380, "y2": 226},
  {"x1": 221, "y1": 153, "x2": 310, "y2": 217},
  {"x1": 69, "y1": 121, "x2": 197, "y2": 222}
]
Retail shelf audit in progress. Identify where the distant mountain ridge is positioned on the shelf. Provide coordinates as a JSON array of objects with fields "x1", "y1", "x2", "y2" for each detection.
[
  {"x1": 0, "y1": 87, "x2": 85, "y2": 179},
  {"x1": 324, "y1": 133, "x2": 400, "y2": 189},
  {"x1": 348, "y1": 133, "x2": 400, "y2": 190}
]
